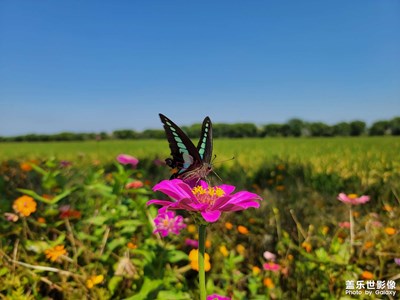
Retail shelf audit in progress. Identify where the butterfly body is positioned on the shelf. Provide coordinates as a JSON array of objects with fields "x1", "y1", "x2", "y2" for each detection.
[{"x1": 159, "y1": 114, "x2": 213, "y2": 182}]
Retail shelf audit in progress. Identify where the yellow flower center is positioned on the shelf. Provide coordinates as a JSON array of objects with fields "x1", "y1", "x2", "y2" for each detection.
[
  {"x1": 348, "y1": 194, "x2": 358, "y2": 199},
  {"x1": 192, "y1": 186, "x2": 225, "y2": 205}
]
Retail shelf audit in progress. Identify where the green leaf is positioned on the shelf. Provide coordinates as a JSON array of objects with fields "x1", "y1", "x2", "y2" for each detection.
[
  {"x1": 125, "y1": 278, "x2": 163, "y2": 300},
  {"x1": 85, "y1": 216, "x2": 109, "y2": 226},
  {"x1": 156, "y1": 291, "x2": 191, "y2": 300},
  {"x1": 108, "y1": 276, "x2": 123, "y2": 294},
  {"x1": 167, "y1": 250, "x2": 188, "y2": 263}
]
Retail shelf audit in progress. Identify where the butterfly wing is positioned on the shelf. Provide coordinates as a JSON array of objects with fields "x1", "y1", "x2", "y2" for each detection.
[
  {"x1": 159, "y1": 114, "x2": 202, "y2": 177},
  {"x1": 196, "y1": 116, "x2": 213, "y2": 164}
]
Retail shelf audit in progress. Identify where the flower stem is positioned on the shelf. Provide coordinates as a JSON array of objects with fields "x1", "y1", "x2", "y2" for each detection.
[
  {"x1": 198, "y1": 224, "x2": 207, "y2": 300},
  {"x1": 349, "y1": 206, "x2": 354, "y2": 256}
]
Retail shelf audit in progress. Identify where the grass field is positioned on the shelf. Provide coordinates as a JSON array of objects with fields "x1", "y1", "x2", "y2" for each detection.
[{"x1": 1, "y1": 137, "x2": 399, "y2": 299}]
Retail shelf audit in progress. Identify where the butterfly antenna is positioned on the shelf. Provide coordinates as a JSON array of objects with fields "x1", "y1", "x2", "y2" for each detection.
[
  {"x1": 211, "y1": 169, "x2": 223, "y2": 183},
  {"x1": 212, "y1": 156, "x2": 235, "y2": 165}
]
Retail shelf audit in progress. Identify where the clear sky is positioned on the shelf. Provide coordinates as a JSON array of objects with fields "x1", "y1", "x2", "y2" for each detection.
[{"x1": 1, "y1": 1, "x2": 399, "y2": 136}]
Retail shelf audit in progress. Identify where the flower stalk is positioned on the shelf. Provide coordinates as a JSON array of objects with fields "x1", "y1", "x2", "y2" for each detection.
[
  {"x1": 198, "y1": 224, "x2": 207, "y2": 300},
  {"x1": 349, "y1": 206, "x2": 354, "y2": 256}
]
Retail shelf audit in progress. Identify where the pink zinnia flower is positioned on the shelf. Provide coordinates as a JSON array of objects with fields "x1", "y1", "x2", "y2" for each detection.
[
  {"x1": 395, "y1": 258, "x2": 400, "y2": 266},
  {"x1": 263, "y1": 262, "x2": 281, "y2": 272},
  {"x1": 116, "y1": 154, "x2": 139, "y2": 168},
  {"x1": 147, "y1": 179, "x2": 262, "y2": 223},
  {"x1": 185, "y1": 238, "x2": 199, "y2": 248},
  {"x1": 337, "y1": 193, "x2": 370, "y2": 205},
  {"x1": 125, "y1": 180, "x2": 144, "y2": 189},
  {"x1": 263, "y1": 251, "x2": 276, "y2": 261},
  {"x1": 207, "y1": 294, "x2": 231, "y2": 300},
  {"x1": 339, "y1": 221, "x2": 351, "y2": 228},
  {"x1": 153, "y1": 211, "x2": 186, "y2": 237}
]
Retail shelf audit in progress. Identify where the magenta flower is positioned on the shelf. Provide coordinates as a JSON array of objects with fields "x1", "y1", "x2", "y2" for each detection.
[
  {"x1": 207, "y1": 294, "x2": 231, "y2": 300},
  {"x1": 394, "y1": 258, "x2": 400, "y2": 266},
  {"x1": 263, "y1": 262, "x2": 281, "y2": 272},
  {"x1": 147, "y1": 179, "x2": 262, "y2": 223},
  {"x1": 153, "y1": 211, "x2": 186, "y2": 237},
  {"x1": 185, "y1": 238, "x2": 199, "y2": 248},
  {"x1": 337, "y1": 193, "x2": 370, "y2": 205},
  {"x1": 116, "y1": 154, "x2": 139, "y2": 168},
  {"x1": 338, "y1": 221, "x2": 351, "y2": 228},
  {"x1": 263, "y1": 251, "x2": 276, "y2": 261}
]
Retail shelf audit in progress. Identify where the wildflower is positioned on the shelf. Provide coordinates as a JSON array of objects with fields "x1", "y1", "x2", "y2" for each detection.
[
  {"x1": 361, "y1": 271, "x2": 374, "y2": 280},
  {"x1": 20, "y1": 162, "x2": 33, "y2": 172},
  {"x1": 185, "y1": 239, "x2": 199, "y2": 248},
  {"x1": 263, "y1": 251, "x2": 276, "y2": 261},
  {"x1": 125, "y1": 180, "x2": 144, "y2": 189},
  {"x1": 225, "y1": 222, "x2": 233, "y2": 230},
  {"x1": 116, "y1": 154, "x2": 139, "y2": 168},
  {"x1": 263, "y1": 277, "x2": 274, "y2": 288},
  {"x1": 287, "y1": 254, "x2": 293, "y2": 261},
  {"x1": 4, "y1": 212, "x2": 18, "y2": 222},
  {"x1": 301, "y1": 242, "x2": 312, "y2": 253},
  {"x1": 13, "y1": 196, "x2": 37, "y2": 217},
  {"x1": 207, "y1": 294, "x2": 231, "y2": 300},
  {"x1": 236, "y1": 244, "x2": 246, "y2": 256},
  {"x1": 263, "y1": 262, "x2": 280, "y2": 272},
  {"x1": 147, "y1": 179, "x2": 262, "y2": 223},
  {"x1": 322, "y1": 226, "x2": 329, "y2": 235},
  {"x1": 86, "y1": 275, "x2": 104, "y2": 289},
  {"x1": 205, "y1": 240, "x2": 212, "y2": 248},
  {"x1": 37, "y1": 217, "x2": 46, "y2": 224},
  {"x1": 275, "y1": 185, "x2": 285, "y2": 191},
  {"x1": 237, "y1": 225, "x2": 249, "y2": 235},
  {"x1": 219, "y1": 245, "x2": 229, "y2": 257},
  {"x1": 266, "y1": 179, "x2": 274, "y2": 185},
  {"x1": 371, "y1": 221, "x2": 382, "y2": 227},
  {"x1": 337, "y1": 193, "x2": 370, "y2": 205},
  {"x1": 59, "y1": 160, "x2": 72, "y2": 168},
  {"x1": 363, "y1": 241, "x2": 374, "y2": 249},
  {"x1": 249, "y1": 217, "x2": 256, "y2": 224},
  {"x1": 59, "y1": 205, "x2": 81, "y2": 219},
  {"x1": 276, "y1": 175, "x2": 284, "y2": 181},
  {"x1": 252, "y1": 266, "x2": 261, "y2": 275},
  {"x1": 189, "y1": 249, "x2": 210, "y2": 272},
  {"x1": 394, "y1": 258, "x2": 400, "y2": 266},
  {"x1": 339, "y1": 221, "x2": 351, "y2": 229},
  {"x1": 384, "y1": 227, "x2": 396, "y2": 235},
  {"x1": 127, "y1": 242, "x2": 137, "y2": 249},
  {"x1": 277, "y1": 164, "x2": 285, "y2": 171},
  {"x1": 45, "y1": 245, "x2": 67, "y2": 262},
  {"x1": 383, "y1": 204, "x2": 393, "y2": 212},
  {"x1": 153, "y1": 211, "x2": 186, "y2": 237}
]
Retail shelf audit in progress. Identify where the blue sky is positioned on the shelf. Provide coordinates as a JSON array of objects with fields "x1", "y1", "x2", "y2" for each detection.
[{"x1": 1, "y1": 1, "x2": 399, "y2": 136}]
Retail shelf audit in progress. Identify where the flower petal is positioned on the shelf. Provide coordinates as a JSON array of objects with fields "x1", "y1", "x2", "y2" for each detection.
[
  {"x1": 153, "y1": 179, "x2": 195, "y2": 201},
  {"x1": 201, "y1": 210, "x2": 221, "y2": 223}
]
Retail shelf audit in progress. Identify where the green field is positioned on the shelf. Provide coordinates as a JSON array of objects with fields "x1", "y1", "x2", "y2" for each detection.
[{"x1": 1, "y1": 137, "x2": 399, "y2": 299}]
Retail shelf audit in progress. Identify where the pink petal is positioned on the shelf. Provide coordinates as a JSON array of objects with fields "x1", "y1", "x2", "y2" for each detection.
[
  {"x1": 337, "y1": 193, "x2": 350, "y2": 203},
  {"x1": 218, "y1": 184, "x2": 236, "y2": 195},
  {"x1": 153, "y1": 179, "x2": 195, "y2": 201},
  {"x1": 116, "y1": 154, "x2": 139, "y2": 166},
  {"x1": 201, "y1": 210, "x2": 222, "y2": 223}
]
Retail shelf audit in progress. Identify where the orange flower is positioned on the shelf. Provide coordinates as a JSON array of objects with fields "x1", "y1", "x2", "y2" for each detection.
[
  {"x1": 237, "y1": 225, "x2": 249, "y2": 235},
  {"x1": 352, "y1": 211, "x2": 360, "y2": 218},
  {"x1": 37, "y1": 217, "x2": 46, "y2": 224},
  {"x1": 205, "y1": 240, "x2": 212, "y2": 248},
  {"x1": 45, "y1": 245, "x2": 67, "y2": 262},
  {"x1": 13, "y1": 195, "x2": 37, "y2": 217},
  {"x1": 277, "y1": 164, "x2": 285, "y2": 171},
  {"x1": 301, "y1": 242, "x2": 312, "y2": 253},
  {"x1": 225, "y1": 222, "x2": 233, "y2": 230},
  {"x1": 361, "y1": 271, "x2": 374, "y2": 280},
  {"x1": 363, "y1": 241, "x2": 374, "y2": 249},
  {"x1": 20, "y1": 162, "x2": 33, "y2": 172},
  {"x1": 275, "y1": 185, "x2": 285, "y2": 191},
  {"x1": 263, "y1": 277, "x2": 274, "y2": 288},
  {"x1": 86, "y1": 275, "x2": 104, "y2": 289},
  {"x1": 189, "y1": 249, "x2": 211, "y2": 272},
  {"x1": 249, "y1": 218, "x2": 256, "y2": 224},
  {"x1": 383, "y1": 204, "x2": 393, "y2": 212},
  {"x1": 385, "y1": 227, "x2": 396, "y2": 235},
  {"x1": 127, "y1": 242, "x2": 137, "y2": 249},
  {"x1": 287, "y1": 254, "x2": 294, "y2": 261},
  {"x1": 187, "y1": 224, "x2": 196, "y2": 233},
  {"x1": 321, "y1": 226, "x2": 329, "y2": 235},
  {"x1": 125, "y1": 180, "x2": 144, "y2": 189}
]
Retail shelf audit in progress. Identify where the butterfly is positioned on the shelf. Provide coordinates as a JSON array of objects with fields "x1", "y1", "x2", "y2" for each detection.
[{"x1": 159, "y1": 113, "x2": 213, "y2": 182}]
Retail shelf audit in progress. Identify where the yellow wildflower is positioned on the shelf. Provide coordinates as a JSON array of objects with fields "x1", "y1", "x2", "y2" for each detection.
[
  {"x1": 187, "y1": 224, "x2": 196, "y2": 233},
  {"x1": 363, "y1": 241, "x2": 374, "y2": 249},
  {"x1": 189, "y1": 249, "x2": 211, "y2": 272},
  {"x1": 86, "y1": 275, "x2": 104, "y2": 289},
  {"x1": 301, "y1": 242, "x2": 312, "y2": 253},
  {"x1": 252, "y1": 266, "x2": 261, "y2": 275},
  {"x1": 236, "y1": 244, "x2": 246, "y2": 256},
  {"x1": 219, "y1": 245, "x2": 229, "y2": 257},
  {"x1": 385, "y1": 227, "x2": 396, "y2": 235},
  {"x1": 45, "y1": 245, "x2": 67, "y2": 262},
  {"x1": 13, "y1": 195, "x2": 37, "y2": 217}
]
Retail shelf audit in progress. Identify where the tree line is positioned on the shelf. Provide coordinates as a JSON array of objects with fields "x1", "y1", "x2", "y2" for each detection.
[{"x1": 1, "y1": 117, "x2": 399, "y2": 142}]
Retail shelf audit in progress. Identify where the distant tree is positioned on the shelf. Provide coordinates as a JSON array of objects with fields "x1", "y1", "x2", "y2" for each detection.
[
  {"x1": 112, "y1": 130, "x2": 138, "y2": 139},
  {"x1": 140, "y1": 129, "x2": 165, "y2": 139},
  {"x1": 261, "y1": 124, "x2": 283, "y2": 137},
  {"x1": 332, "y1": 122, "x2": 351, "y2": 136},
  {"x1": 349, "y1": 121, "x2": 366, "y2": 136},
  {"x1": 389, "y1": 117, "x2": 400, "y2": 135},
  {"x1": 369, "y1": 121, "x2": 389, "y2": 136},
  {"x1": 309, "y1": 122, "x2": 333, "y2": 137},
  {"x1": 287, "y1": 118, "x2": 304, "y2": 137}
]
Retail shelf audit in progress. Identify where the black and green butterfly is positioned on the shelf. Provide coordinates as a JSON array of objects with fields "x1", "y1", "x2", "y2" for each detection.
[{"x1": 159, "y1": 113, "x2": 213, "y2": 182}]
